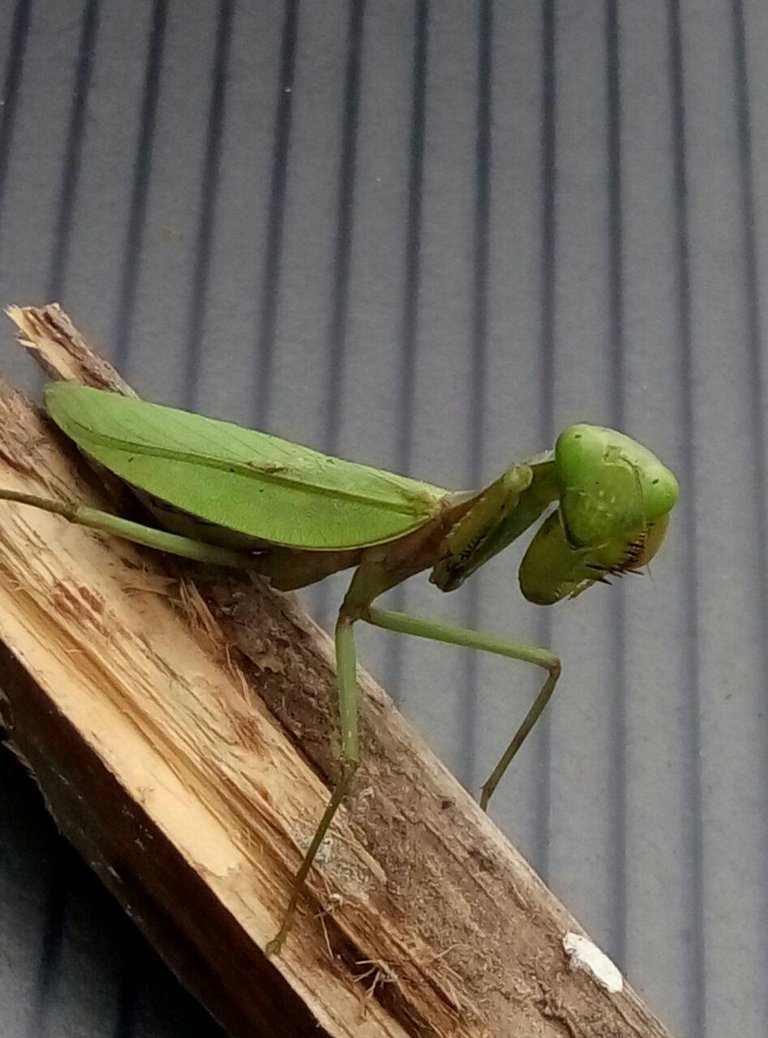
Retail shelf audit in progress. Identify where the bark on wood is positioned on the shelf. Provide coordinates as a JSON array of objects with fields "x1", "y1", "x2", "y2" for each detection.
[{"x1": 0, "y1": 305, "x2": 677, "y2": 1038}]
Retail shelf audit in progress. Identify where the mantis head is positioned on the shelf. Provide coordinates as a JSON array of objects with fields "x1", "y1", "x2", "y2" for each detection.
[{"x1": 519, "y1": 424, "x2": 678, "y2": 604}]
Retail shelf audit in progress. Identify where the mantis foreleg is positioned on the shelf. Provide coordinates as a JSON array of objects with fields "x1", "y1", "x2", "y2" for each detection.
[{"x1": 363, "y1": 606, "x2": 561, "y2": 810}]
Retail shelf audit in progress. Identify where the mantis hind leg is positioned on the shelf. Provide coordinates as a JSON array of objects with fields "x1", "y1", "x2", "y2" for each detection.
[
  {"x1": 266, "y1": 601, "x2": 361, "y2": 956},
  {"x1": 0, "y1": 490, "x2": 255, "y2": 568},
  {"x1": 362, "y1": 606, "x2": 561, "y2": 810}
]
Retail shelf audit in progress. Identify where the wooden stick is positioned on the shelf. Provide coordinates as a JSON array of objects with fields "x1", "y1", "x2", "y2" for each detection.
[{"x1": 0, "y1": 305, "x2": 676, "y2": 1038}]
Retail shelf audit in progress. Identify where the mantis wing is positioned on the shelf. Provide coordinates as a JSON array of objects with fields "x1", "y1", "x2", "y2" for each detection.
[{"x1": 45, "y1": 383, "x2": 447, "y2": 550}]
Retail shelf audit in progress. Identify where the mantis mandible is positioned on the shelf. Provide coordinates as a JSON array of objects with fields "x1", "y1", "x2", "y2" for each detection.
[{"x1": 0, "y1": 382, "x2": 679, "y2": 953}]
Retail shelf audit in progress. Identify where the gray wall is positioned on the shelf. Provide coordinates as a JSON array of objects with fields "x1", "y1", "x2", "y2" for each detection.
[{"x1": 1, "y1": 3, "x2": 766, "y2": 1037}]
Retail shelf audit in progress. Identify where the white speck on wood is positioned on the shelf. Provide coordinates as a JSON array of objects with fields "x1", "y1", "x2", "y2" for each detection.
[{"x1": 563, "y1": 932, "x2": 623, "y2": 994}]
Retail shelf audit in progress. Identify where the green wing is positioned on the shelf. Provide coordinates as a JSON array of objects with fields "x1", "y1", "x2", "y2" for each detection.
[{"x1": 45, "y1": 383, "x2": 447, "y2": 550}]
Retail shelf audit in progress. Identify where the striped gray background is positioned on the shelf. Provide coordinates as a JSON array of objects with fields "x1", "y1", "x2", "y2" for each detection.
[{"x1": 0, "y1": 2, "x2": 766, "y2": 1036}]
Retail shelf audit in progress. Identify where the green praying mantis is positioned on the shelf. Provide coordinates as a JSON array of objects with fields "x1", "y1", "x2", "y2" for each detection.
[{"x1": 0, "y1": 381, "x2": 679, "y2": 954}]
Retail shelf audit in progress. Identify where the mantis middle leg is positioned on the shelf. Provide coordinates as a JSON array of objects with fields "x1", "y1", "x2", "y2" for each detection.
[
  {"x1": 267, "y1": 573, "x2": 562, "y2": 952},
  {"x1": 362, "y1": 606, "x2": 561, "y2": 810}
]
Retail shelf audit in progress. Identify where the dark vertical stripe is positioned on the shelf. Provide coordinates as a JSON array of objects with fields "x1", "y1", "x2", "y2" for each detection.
[
  {"x1": 31, "y1": 5, "x2": 101, "y2": 1027},
  {"x1": 113, "y1": 0, "x2": 168, "y2": 371},
  {"x1": 254, "y1": 0, "x2": 298, "y2": 426},
  {"x1": 47, "y1": 0, "x2": 100, "y2": 299},
  {"x1": 0, "y1": 0, "x2": 32, "y2": 243},
  {"x1": 458, "y1": 0, "x2": 492, "y2": 792},
  {"x1": 312, "y1": 0, "x2": 364, "y2": 627},
  {"x1": 604, "y1": 0, "x2": 628, "y2": 967},
  {"x1": 183, "y1": 0, "x2": 234, "y2": 408},
  {"x1": 668, "y1": 2, "x2": 705, "y2": 1034},
  {"x1": 396, "y1": 0, "x2": 428, "y2": 476},
  {"x1": 321, "y1": 0, "x2": 364, "y2": 451},
  {"x1": 104, "y1": 6, "x2": 167, "y2": 1028},
  {"x1": 605, "y1": 0, "x2": 624, "y2": 400},
  {"x1": 535, "y1": 0, "x2": 557, "y2": 881},
  {"x1": 538, "y1": 5, "x2": 557, "y2": 448},
  {"x1": 28, "y1": 839, "x2": 76, "y2": 1038},
  {"x1": 110, "y1": 936, "x2": 139, "y2": 1038},
  {"x1": 388, "y1": 0, "x2": 428, "y2": 705},
  {"x1": 731, "y1": 0, "x2": 768, "y2": 1023}
]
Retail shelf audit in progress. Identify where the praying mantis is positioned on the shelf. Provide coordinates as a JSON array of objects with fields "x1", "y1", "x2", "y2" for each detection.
[{"x1": 0, "y1": 380, "x2": 678, "y2": 954}]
